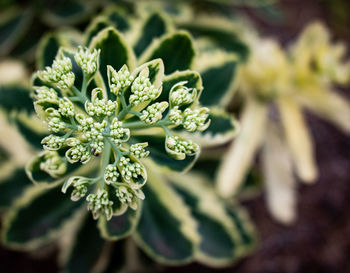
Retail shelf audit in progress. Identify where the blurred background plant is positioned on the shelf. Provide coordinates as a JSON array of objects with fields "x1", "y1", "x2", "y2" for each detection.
[
  {"x1": 217, "y1": 21, "x2": 350, "y2": 224},
  {"x1": 1, "y1": 0, "x2": 350, "y2": 273}
]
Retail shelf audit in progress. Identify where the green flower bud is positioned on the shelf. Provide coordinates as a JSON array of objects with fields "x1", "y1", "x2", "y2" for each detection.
[
  {"x1": 74, "y1": 46, "x2": 100, "y2": 75},
  {"x1": 165, "y1": 136, "x2": 199, "y2": 160},
  {"x1": 38, "y1": 55, "x2": 75, "y2": 90},
  {"x1": 130, "y1": 143, "x2": 149, "y2": 158},
  {"x1": 183, "y1": 107, "x2": 210, "y2": 132},
  {"x1": 87, "y1": 189, "x2": 113, "y2": 220},
  {"x1": 140, "y1": 101, "x2": 168, "y2": 124}
]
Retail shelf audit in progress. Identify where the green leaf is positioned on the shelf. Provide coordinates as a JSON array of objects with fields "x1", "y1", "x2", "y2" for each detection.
[
  {"x1": 99, "y1": 240, "x2": 127, "y2": 273},
  {"x1": 62, "y1": 214, "x2": 107, "y2": 273},
  {"x1": 11, "y1": 20, "x2": 46, "y2": 61},
  {"x1": 225, "y1": 206, "x2": 258, "y2": 255},
  {"x1": 42, "y1": 0, "x2": 94, "y2": 27},
  {"x1": 191, "y1": 157, "x2": 220, "y2": 181},
  {"x1": 85, "y1": 17, "x2": 111, "y2": 46},
  {"x1": 133, "y1": 168, "x2": 199, "y2": 264},
  {"x1": 199, "y1": 55, "x2": 238, "y2": 107},
  {"x1": 104, "y1": 6, "x2": 131, "y2": 32},
  {"x1": 170, "y1": 173, "x2": 257, "y2": 266},
  {"x1": 0, "y1": 167, "x2": 31, "y2": 210},
  {"x1": 90, "y1": 27, "x2": 136, "y2": 95},
  {"x1": 13, "y1": 114, "x2": 47, "y2": 150},
  {"x1": 36, "y1": 33, "x2": 63, "y2": 70},
  {"x1": 98, "y1": 205, "x2": 141, "y2": 241},
  {"x1": 1, "y1": 184, "x2": 85, "y2": 249},
  {"x1": 237, "y1": 168, "x2": 263, "y2": 200},
  {"x1": 177, "y1": 20, "x2": 249, "y2": 61},
  {"x1": 0, "y1": 7, "x2": 33, "y2": 56},
  {"x1": 140, "y1": 31, "x2": 195, "y2": 74},
  {"x1": 134, "y1": 12, "x2": 170, "y2": 57},
  {"x1": 0, "y1": 85, "x2": 33, "y2": 114}
]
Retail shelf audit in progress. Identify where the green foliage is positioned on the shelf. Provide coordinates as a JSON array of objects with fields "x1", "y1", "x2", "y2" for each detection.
[{"x1": 0, "y1": 3, "x2": 254, "y2": 272}]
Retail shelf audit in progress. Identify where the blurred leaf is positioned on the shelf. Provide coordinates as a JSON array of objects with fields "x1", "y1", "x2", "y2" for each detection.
[
  {"x1": 0, "y1": 7, "x2": 33, "y2": 56},
  {"x1": 199, "y1": 55, "x2": 238, "y2": 107},
  {"x1": 2, "y1": 184, "x2": 85, "y2": 249},
  {"x1": 42, "y1": 0, "x2": 95, "y2": 27},
  {"x1": 62, "y1": 214, "x2": 107, "y2": 273},
  {"x1": 170, "y1": 173, "x2": 257, "y2": 266},
  {"x1": 133, "y1": 169, "x2": 199, "y2": 264},
  {"x1": 85, "y1": 17, "x2": 111, "y2": 46},
  {"x1": 0, "y1": 168, "x2": 31, "y2": 210},
  {"x1": 37, "y1": 33, "x2": 64, "y2": 70},
  {"x1": 177, "y1": 20, "x2": 249, "y2": 61},
  {"x1": 0, "y1": 85, "x2": 33, "y2": 114},
  {"x1": 98, "y1": 206, "x2": 141, "y2": 241},
  {"x1": 134, "y1": 12, "x2": 170, "y2": 57},
  {"x1": 104, "y1": 6, "x2": 131, "y2": 32},
  {"x1": 13, "y1": 115, "x2": 47, "y2": 150},
  {"x1": 140, "y1": 31, "x2": 195, "y2": 74}
]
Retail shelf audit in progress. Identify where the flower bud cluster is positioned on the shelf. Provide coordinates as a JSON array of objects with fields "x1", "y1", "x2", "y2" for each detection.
[
  {"x1": 87, "y1": 189, "x2": 113, "y2": 220},
  {"x1": 166, "y1": 136, "x2": 199, "y2": 160},
  {"x1": 109, "y1": 65, "x2": 134, "y2": 95},
  {"x1": 45, "y1": 109, "x2": 66, "y2": 133},
  {"x1": 118, "y1": 156, "x2": 144, "y2": 185},
  {"x1": 58, "y1": 98, "x2": 75, "y2": 117},
  {"x1": 129, "y1": 75, "x2": 160, "y2": 105},
  {"x1": 170, "y1": 82, "x2": 197, "y2": 106},
  {"x1": 38, "y1": 55, "x2": 75, "y2": 90},
  {"x1": 130, "y1": 143, "x2": 149, "y2": 158},
  {"x1": 41, "y1": 135, "x2": 65, "y2": 150},
  {"x1": 74, "y1": 46, "x2": 100, "y2": 75},
  {"x1": 183, "y1": 107, "x2": 210, "y2": 132},
  {"x1": 140, "y1": 102, "x2": 168, "y2": 124},
  {"x1": 110, "y1": 118, "x2": 130, "y2": 144},
  {"x1": 31, "y1": 47, "x2": 209, "y2": 220},
  {"x1": 66, "y1": 138, "x2": 91, "y2": 164},
  {"x1": 115, "y1": 186, "x2": 141, "y2": 210},
  {"x1": 104, "y1": 164, "x2": 120, "y2": 184},
  {"x1": 169, "y1": 106, "x2": 183, "y2": 126},
  {"x1": 85, "y1": 88, "x2": 116, "y2": 116},
  {"x1": 39, "y1": 151, "x2": 67, "y2": 178},
  {"x1": 33, "y1": 86, "x2": 58, "y2": 101},
  {"x1": 62, "y1": 176, "x2": 91, "y2": 201}
]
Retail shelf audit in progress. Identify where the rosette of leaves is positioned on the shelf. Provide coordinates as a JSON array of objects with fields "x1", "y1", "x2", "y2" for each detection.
[
  {"x1": 0, "y1": 0, "x2": 105, "y2": 61},
  {"x1": 216, "y1": 21, "x2": 350, "y2": 224},
  {"x1": 0, "y1": 11, "x2": 255, "y2": 272}
]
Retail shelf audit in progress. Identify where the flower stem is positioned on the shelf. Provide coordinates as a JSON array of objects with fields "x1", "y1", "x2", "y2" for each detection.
[
  {"x1": 100, "y1": 140, "x2": 111, "y2": 188},
  {"x1": 72, "y1": 86, "x2": 88, "y2": 103}
]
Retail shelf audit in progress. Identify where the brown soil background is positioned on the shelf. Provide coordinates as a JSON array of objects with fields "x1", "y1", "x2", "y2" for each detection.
[{"x1": 1, "y1": 0, "x2": 350, "y2": 272}]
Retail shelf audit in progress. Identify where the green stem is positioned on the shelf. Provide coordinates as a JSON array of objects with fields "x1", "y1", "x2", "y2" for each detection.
[
  {"x1": 63, "y1": 129, "x2": 75, "y2": 139},
  {"x1": 99, "y1": 140, "x2": 111, "y2": 188},
  {"x1": 81, "y1": 74, "x2": 88, "y2": 97},
  {"x1": 72, "y1": 86, "x2": 88, "y2": 103},
  {"x1": 117, "y1": 104, "x2": 132, "y2": 120},
  {"x1": 123, "y1": 119, "x2": 172, "y2": 130},
  {"x1": 106, "y1": 137, "x2": 123, "y2": 162}
]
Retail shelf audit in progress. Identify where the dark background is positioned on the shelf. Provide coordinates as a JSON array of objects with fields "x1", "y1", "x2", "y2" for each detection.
[{"x1": 1, "y1": 0, "x2": 350, "y2": 272}]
